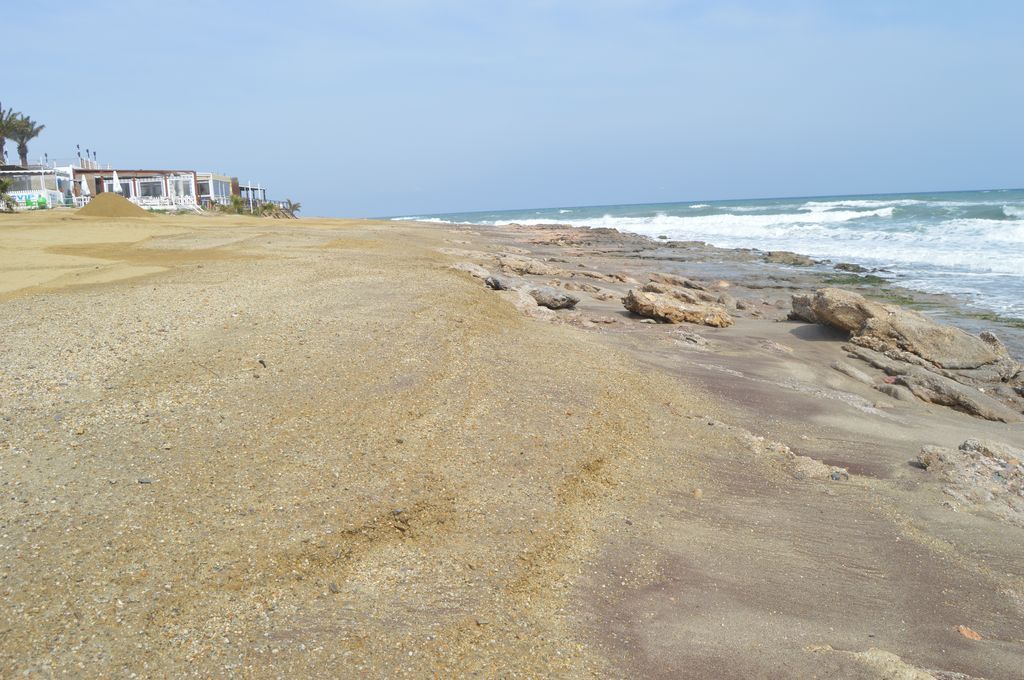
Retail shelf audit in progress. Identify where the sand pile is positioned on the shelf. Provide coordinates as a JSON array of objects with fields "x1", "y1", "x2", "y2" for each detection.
[{"x1": 76, "y1": 192, "x2": 151, "y2": 218}]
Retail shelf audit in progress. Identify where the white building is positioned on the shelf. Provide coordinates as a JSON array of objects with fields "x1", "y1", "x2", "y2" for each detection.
[
  {"x1": 196, "y1": 172, "x2": 235, "y2": 207},
  {"x1": 3, "y1": 160, "x2": 281, "y2": 213},
  {"x1": 0, "y1": 166, "x2": 74, "y2": 209},
  {"x1": 72, "y1": 168, "x2": 200, "y2": 210}
]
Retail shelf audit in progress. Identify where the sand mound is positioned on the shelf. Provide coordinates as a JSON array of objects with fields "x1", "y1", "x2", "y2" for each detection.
[{"x1": 77, "y1": 193, "x2": 151, "y2": 218}]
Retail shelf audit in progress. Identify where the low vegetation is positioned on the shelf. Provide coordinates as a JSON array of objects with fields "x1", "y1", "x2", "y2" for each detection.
[
  {"x1": 0, "y1": 177, "x2": 16, "y2": 212},
  {"x1": 213, "y1": 195, "x2": 301, "y2": 219}
]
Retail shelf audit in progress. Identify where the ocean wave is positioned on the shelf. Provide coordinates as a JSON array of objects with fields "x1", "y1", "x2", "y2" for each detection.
[
  {"x1": 492, "y1": 208, "x2": 892, "y2": 232},
  {"x1": 392, "y1": 216, "x2": 456, "y2": 224},
  {"x1": 801, "y1": 199, "x2": 923, "y2": 211},
  {"x1": 482, "y1": 211, "x2": 1024, "y2": 278},
  {"x1": 727, "y1": 205, "x2": 791, "y2": 212},
  {"x1": 394, "y1": 193, "x2": 1024, "y2": 317}
]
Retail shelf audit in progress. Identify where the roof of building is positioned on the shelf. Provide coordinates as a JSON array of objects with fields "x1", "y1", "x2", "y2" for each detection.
[{"x1": 72, "y1": 168, "x2": 196, "y2": 175}]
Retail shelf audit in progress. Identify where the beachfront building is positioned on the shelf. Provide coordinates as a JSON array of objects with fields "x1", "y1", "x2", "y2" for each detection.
[
  {"x1": 238, "y1": 182, "x2": 266, "y2": 208},
  {"x1": 3, "y1": 157, "x2": 282, "y2": 213},
  {"x1": 196, "y1": 172, "x2": 234, "y2": 208},
  {"x1": 0, "y1": 166, "x2": 75, "y2": 209},
  {"x1": 72, "y1": 168, "x2": 200, "y2": 210}
]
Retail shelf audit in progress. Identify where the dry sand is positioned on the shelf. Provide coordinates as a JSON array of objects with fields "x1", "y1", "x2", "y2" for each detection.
[
  {"x1": 75, "y1": 192, "x2": 153, "y2": 219},
  {"x1": 0, "y1": 210, "x2": 1021, "y2": 678}
]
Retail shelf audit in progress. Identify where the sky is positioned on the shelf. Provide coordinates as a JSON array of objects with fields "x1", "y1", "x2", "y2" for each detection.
[{"x1": 5, "y1": 1, "x2": 1023, "y2": 217}]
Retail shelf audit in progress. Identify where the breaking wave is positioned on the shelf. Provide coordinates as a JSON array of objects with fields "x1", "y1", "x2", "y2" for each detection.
[
  {"x1": 392, "y1": 189, "x2": 1024, "y2": 316},
  {"x1": 492, "y1": 207, "x2": 893, "y2": 232}
]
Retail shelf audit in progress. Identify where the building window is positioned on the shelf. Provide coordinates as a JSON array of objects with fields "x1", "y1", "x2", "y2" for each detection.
[
  {"x1": 104, "y1": 181, "x2": 130, "y2": 194},
  {"x1": 138, "y1": 179, "x2": 164, "y2": 198},
  {"x1": 172, "y1": 177, "x2": 193, "y2": 197}
]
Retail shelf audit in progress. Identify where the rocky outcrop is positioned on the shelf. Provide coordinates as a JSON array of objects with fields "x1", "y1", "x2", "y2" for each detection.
[
  {"x1": 717, "y1": 292, "x2": 738, "y2": 310},
  {"x1": 449, "y1": 262, "x2": 490, "y2": 279},
  {"x1": 797, "y1": 288, "x2": 1011, "y2": 370},
  {"x1": 746, "y1": 434, "x2": 849, "y2": 481},
  {"x1": 563, "y1": 281, "x2": 617, "y2": 301},
  {"x1": 573, "y1": 270, "x2": 618, "y2": 283},
  {"x1": 498, "y1": 254, "x2": 565, "y2": 277},
  {"x1": 437, "y1": 247, "x2": 496, "y2": 262},
  {"x1": 764, "y1": 251, "x2": 815, "y2": 266},
  {"x1": 830, "y1": 361, "x2": 874, "y2": 386},
  {"x1": 846, "y1": 345, "x2": 1022, "y2": 423},
  {"x1": 609, "y1": 272, "x2": 639, "y2": 284},
  {"x1": 918, "y1": 439, "x2": 1024, "y2": 526},
  {"x1": 641, "y1": 282, "x2": 703, "y2": 305},
  {"x1": 495, "y1": 288, "x2": 557, "y2": 321},
  {"x1": 648, "y1": 272, "x2": 709, "y2": 291},
  {"x1": 485, "y1": 276, "x2": 578, "y2": 310},
  {"x1": 789, "y1": 293, "x2": 817, "y2": 323},
  {"x1": 623, "y1": 289, "x2": 734, "y2": 327},
  {"x1": 527, "y1": 285, "x2": 579, "y2": 310},
  {"x1": 834, "y1": 262, "x2": 868, "y2": 273},
  {"x1": 484, "y1": 275, "x2": 518, "y2": 291}
]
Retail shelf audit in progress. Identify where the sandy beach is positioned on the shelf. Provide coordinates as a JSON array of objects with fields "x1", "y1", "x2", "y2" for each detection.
[{"x1": 1, "y1": 209, "x2": 1022, "y2": 678}]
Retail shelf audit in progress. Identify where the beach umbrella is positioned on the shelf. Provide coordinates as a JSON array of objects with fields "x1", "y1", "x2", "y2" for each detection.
[
  {"x1": 80, "y1": 176, "x2": 90, "y2": 196},
  {"x1": 111, "y1": 170, "x2": 121, "y2": 195}
]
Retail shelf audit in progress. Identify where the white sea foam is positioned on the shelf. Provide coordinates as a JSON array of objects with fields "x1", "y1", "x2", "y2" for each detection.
[
  {"x1": 483, "y1": 211, "x2": 1024, "y2": 286},
  {"x1": 393, "y1": 216, "x2": 455, "y2": 224},
  {"x1": 395, "y1": 193, "x2": 1024, "y2": 316},
  {"x1": 801, "y1": 199, "x2": 923, "y2": 211},
  {"x1": 492, "y1": 207, "x2": 892, "y2": 232}
]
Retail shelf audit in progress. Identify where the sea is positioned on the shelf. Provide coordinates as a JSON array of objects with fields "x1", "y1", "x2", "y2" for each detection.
[{"x1": 394, "y1": 188, "x2": 1024, "y2": 319}]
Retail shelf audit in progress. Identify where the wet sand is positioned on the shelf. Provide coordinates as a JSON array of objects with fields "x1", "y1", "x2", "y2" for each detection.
[{"x1": 1, "y1": 210, "x2": 1021, "y2": 678}]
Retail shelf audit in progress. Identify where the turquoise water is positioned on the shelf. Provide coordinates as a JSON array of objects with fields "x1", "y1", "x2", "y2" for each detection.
[{"x1": 395, "y1": 188, "x2": 1024, "y2": 318}]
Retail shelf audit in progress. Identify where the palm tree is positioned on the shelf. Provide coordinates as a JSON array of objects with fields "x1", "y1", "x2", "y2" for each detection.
[
  {"x1": 0, "y1": 177, "x2": 16, "y2": 212},
  {"x1": 283, "y1": 199, "x2": 301, "y2": 217},
  {"x1": 0, "y1": 105, "x2": 21, "y2": 165},
  {"x1": 10, "y1": 116, "x2": 45, "y2": 167}
]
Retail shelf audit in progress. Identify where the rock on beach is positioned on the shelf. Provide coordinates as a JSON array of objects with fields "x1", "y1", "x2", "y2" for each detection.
[
  {"x1": 795, "y1": 287, "x2": 1009, "y2": 370},
  {"x1": 623, "y1": 289, "x2": 734, "y2": 327}
]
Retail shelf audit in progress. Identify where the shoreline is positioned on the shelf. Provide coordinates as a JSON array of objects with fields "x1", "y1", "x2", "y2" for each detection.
[
  {"x1": 425, "y1": 216, "x2": 1024, "y2": 358},
  {"x1": 1, "y1": 211, "x2": 1022, "y2": 677},
  {"x1": 387, "y1": 189, "x2": 1024, "y2": 332}
]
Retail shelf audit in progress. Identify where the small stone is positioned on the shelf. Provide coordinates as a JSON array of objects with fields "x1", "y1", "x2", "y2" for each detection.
[
  {"x1": 138, "y1": 478, "x2": 152, "y2": 485},
  {"x1": 957, "y1": 625, "x2": 982, "y2": 641},
  {"x1": 692, "y1": 488, "x2": 704, "y2": 500},
  {"x1": 329, "y1": 582, "x2": 340, "y2": 594}
]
